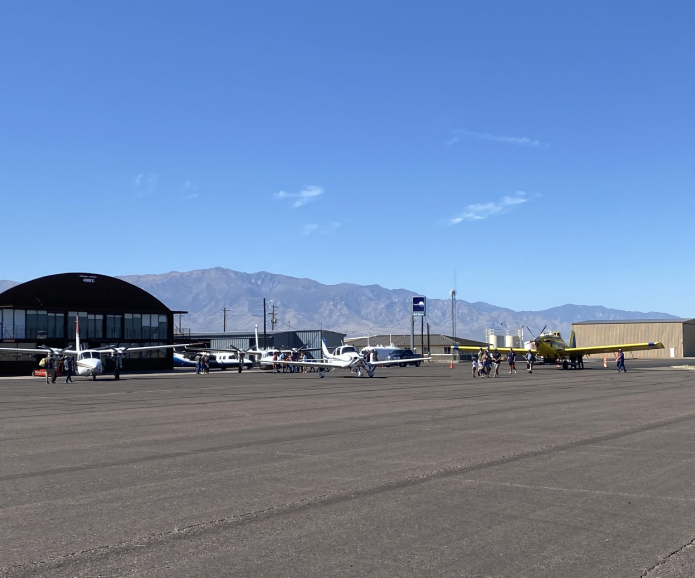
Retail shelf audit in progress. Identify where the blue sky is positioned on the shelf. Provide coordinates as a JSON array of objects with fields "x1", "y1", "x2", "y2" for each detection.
[{"x1": 2, "y1": 0, "x2": 693, "y2": 315}]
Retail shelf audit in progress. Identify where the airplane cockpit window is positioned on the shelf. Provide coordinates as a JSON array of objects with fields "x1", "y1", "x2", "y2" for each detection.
[{"x1": 341, "y1": 346, "x2": 357, "y2": 354}]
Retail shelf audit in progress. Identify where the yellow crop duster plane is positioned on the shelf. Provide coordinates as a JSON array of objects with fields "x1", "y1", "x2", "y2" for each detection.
[{"x1": 453, "y1": 327, "x2": 664, "y2": 370}]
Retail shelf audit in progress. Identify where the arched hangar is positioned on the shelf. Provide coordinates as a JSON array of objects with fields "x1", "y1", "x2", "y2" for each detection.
[{"x1": 0, "y1": 273, "x2": 182, "y2": 376}]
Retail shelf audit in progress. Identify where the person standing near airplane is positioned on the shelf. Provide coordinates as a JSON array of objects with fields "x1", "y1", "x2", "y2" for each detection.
[
  {"x1": 616, "y1": 349, "x2": 626, "y2": 372},
  {"x1": 44, "y1": 356, "x2": 55, "y2": 384},
  {"x1": 525, "y1": 350, "x2": 535, "y2": 373},
  {"x1": 64, "y1": 356, "x2": 74, "y2": 383},
  {"x1": 508, "y1": 348, "x2": 517, "y2": 374}
]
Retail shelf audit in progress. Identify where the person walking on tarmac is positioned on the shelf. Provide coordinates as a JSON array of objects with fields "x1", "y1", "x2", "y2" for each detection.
[
  {"x1": 492, "y1": 349, "x2": 502, "y2": 378},
  {"x1": 616, "y1": 349, "x2": 627, "y2": 372},
  {"x1": 64, "y1": 356, "x2": 74, "y2": 383},
  {"x1": 508, "y1": 348, "x2": 517, "y2": 374},
  {"x1": 45, "y1": 356, "x2": 56, "y2": 384}
]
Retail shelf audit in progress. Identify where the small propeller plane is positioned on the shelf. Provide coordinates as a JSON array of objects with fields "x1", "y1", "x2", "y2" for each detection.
[
  {"x1": 173, "y1": 348, "x2": 253, "y2": 372},
  {"x1": 453, "y1": 326, "x2": 664, "y2": 369},
  {"x1": 282, "y1": 338, "x2": 430, "y2": 378},
  {"x1": 0, "y1": 317, "x2": 198, "y2": 380}
]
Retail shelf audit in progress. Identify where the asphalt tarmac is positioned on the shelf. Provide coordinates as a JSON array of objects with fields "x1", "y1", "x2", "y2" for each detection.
[{"x1": 2, "y1": 360, "x2": 695, "y2": 577}]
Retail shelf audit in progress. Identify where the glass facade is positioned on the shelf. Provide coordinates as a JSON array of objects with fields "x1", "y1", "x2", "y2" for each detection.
[
  {"x1": 0, "y1": 309, "x2": 66, "y2": 339},
  {"x1": 0, "y1": 309, "x2": 167, "y2": 342}
]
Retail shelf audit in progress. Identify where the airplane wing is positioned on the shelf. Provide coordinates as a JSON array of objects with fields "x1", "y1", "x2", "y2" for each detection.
[
  {"x1": 282, "y1": 360, "x2": 349, "y2": 369},
  {"x1": 99, "y1": 343, "x2": 202, "y2": 353},
  {"x1": 562, "y1": 342, "x2": 665, "y2": 356},
  {"x1": 0, "y1": 346, "x2": 63, "y2": 355},
  {"x1": 452, "y1": 345, "x2": 529, "y2": 354},
  {"x1": 368, "y1": 357, "x2": 432, "y2": 366}
]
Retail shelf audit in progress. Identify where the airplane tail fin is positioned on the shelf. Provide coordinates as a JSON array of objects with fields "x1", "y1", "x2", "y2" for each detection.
[
  {"x1": 569, "y1": 329, "x2": 576, "y2": 348},
  {"x1": 255, "y1": 324, "x2": 260, "y2": 350},
  {"x1": 75, "y1": 315, "x2": 81, "y2": 353},
  {"x1": 321, "y1": 338, "x2": 331, "y2": 359}
]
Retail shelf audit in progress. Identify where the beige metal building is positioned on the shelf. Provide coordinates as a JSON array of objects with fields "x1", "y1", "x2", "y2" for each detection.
[{"x1": 571, "y1": 319, "x2": 695, "y2": 359}]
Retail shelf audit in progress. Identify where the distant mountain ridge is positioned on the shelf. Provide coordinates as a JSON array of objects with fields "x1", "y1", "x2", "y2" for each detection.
[{"x1": 0, "y1": 269, "x2": 679, "y2": 340}]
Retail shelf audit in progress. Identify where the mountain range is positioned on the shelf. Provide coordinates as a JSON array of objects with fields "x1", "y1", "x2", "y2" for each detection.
[{"x1": 0, "y1": 269, "x2": 678, "y2": 341}]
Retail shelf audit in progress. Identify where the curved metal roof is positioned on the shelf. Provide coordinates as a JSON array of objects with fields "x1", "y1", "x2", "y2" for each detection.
[{"x1": 0, "y1": 273, "x2": 171, "y2": 313}]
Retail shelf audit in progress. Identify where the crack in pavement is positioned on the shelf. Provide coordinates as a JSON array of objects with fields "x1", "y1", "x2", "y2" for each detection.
[
  {"x1": 641, "y1": 537, "x2": 695, "y2": 577},
  {"x1": 4, "y1": 410, "x2": 695, "y2": 577}
]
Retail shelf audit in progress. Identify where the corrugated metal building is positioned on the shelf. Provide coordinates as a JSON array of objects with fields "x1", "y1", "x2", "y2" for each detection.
[{"x1": 571, "y1": 319, "x2": 695, "y2": 359}]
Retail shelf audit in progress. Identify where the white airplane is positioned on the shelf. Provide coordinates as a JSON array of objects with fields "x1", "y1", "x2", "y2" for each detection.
[
  {"x1": 173, "y1": 349, "x2": 253, "y2": 372},
  {"x1": 283, "y1": 339, "x2": 430, "y2": 378},
  {"x1": 0, "y1": 317, "x2": 197, "y2": 380}
]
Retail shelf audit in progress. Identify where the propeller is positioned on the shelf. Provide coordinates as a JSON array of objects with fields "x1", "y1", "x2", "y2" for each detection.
[{"x1": 538, "y1": 325, "x2": 548, "y2": 337}]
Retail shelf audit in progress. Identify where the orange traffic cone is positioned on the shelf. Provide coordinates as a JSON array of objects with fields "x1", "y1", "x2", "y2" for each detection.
[
  {"x1": 603, "y1": 357, "x2": 608, "y2": 368},
  {"x1": 450, "y1": 359, "x2": 454, "y2": 369}
]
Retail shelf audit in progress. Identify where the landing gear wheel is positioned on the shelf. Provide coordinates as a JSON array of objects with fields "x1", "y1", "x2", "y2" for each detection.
[
  {"x1": 399, "y1": 362, "x2": 406, "y2": 368},
  {"x1": 415, "y1": 361, "x2": 421, "y2": 367}
]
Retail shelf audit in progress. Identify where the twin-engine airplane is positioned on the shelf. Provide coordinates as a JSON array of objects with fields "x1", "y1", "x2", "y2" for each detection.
[
  {"x1": 174, "y1": 349, "x2": 253, "y2": 372},
  {"x1": 283, "y1": 338, "x2": 430, "y2": 378},
  {"x1": 0, "y1": 317, "x2": 197, "y2": 380},
  {"x1": 453, "y1": 327, "x2": 664, "y2": 369}
]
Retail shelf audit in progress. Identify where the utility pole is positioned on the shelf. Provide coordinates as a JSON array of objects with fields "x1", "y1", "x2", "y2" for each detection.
[
  {"x1": 450, "y1": 289, "x2": 457, "y2": 340},
  {"x1": 270, "y1": 301, "x2": 277, "y2": 331},
  {"x1": 223, "y1": 307, "x2": 228, "y2": 332},
  {"x1": 263, "y1": 298, "x2": 267, "y2": 349}
]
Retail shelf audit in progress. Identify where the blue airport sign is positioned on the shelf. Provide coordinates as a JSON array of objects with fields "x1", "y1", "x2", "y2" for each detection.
[{"x1": 412, "y1": 296, "x2": 426, "y2": 316}]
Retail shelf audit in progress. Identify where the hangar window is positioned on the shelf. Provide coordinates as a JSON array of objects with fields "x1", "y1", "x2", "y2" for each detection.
[
  {"x1": 86, "y1": 314, "x2": 104, "y2": 339},
  {"x1": 444, "y1": 347, "x2": 451, "y2": 354},
  {"x1": 107, "y1": 315, "x2": 122, "y2": 339},
  {"x1": 47, "y1": 313, "x2": 65, "y2": 338},
  {"x1": 125, "y1": 314, "x2": 142, "y2": 339},
  {"x1": 0, "y1": 309, "x2": 21, "y2": 339}
]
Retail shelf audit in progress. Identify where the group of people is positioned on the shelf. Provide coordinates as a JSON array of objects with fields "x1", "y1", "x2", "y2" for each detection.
[
  {"x1": 195, "y1": 354, "x2": 211, "y2": 374},
  {"x1": 472, "y1": 347, "x2": 535, "y2": 378},
  {"x1": 43, "y1": 355, "x2": 74, "y2": 384},
  {"x1": 272, "y1": 351, "x2": 315, "y2": 373}
]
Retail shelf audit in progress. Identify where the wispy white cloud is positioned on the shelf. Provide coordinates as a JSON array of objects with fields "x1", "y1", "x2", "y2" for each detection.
[
  {"x1": 449, "y1": 191, "x2": 530, "y2": 225},
  {"x1": 448, "y1": 129, "x2": 547, "y2": 148},
  {"x1": 133, "y1": 173, "x2": 158, "y2": 197},
  {"x1": 274, "y1": 185, "x2": 324, "y2": 208},
  {"x1": 181, "y1": 180, "x2": 199, "y2": 199},
  {"x1": 302, "y1": 221, "x2": 340, "y2": 236}
]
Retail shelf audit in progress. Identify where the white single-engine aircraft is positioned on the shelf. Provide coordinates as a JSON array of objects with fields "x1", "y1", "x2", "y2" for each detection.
[
  {"x1": 0, "y1": 317, "x2": 197, "y2": 380},
  {"x1": 283, "y1": 338, "x2": 430, "y2": 378}
]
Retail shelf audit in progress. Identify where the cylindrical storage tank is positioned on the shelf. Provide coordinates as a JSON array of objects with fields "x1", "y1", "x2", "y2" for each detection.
[
  {"x1": 489, "y1": 335, "x2": 504, "y2": 348},
  {"x1": 505, "y1": 335, "x2": 520, "y2": 348}
]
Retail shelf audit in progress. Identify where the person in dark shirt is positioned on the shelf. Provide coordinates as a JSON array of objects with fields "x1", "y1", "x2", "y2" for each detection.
[
  {"x1": 616, "y1": 349, "x2": 626, "y2": 372},
  {"x1": 64, "y1": 356, "x2": 74, "y2": 383},
  {"x1": 492, "y1": 349, "x2": 502, "y2": 378},
  {"x1": 507, "y1": 349, "x2": 517, "y2": 374}
]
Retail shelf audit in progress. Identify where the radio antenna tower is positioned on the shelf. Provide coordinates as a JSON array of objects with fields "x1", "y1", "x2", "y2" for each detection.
[{"x1": 450, "y1": 269, "x2": 457, "y2": 339}]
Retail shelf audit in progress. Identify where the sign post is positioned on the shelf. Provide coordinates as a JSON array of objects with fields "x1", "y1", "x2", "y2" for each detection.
[{"x1": 411, "y1": 296, "x2": 426, "y2": 351}]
